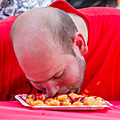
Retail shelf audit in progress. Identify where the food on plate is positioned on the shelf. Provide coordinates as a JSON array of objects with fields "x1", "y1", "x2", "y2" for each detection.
[{"x1": 26, "y1": 93, "x2": 106, "y2": 106}]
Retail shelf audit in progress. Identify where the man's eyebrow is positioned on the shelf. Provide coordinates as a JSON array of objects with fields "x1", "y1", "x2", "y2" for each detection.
[
  {"x1": 26, "y1": 69, "x2": 63, "y2": 83},
  {"x1": 48, "y1": 69, "x2": 63, "y2": 80}
]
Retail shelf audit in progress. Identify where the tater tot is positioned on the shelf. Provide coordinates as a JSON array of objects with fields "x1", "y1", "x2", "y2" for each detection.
[
  {"x1": 56, "y1": 95, "x2": 68, "y2": 101},
  {"x1": 84, "y1": 97, "x2": 95, "y2": 105},
  {"x1": 62, "y1": 102, "x2": 71, "y2": 106},
  {"x1": 25, "y1": 94, "x2": 106, "y2": 106},
  {"x1": 26, "y1": 98, "x2": 34, "y2": 105},
  {"x1": 48, "y1": 100, "x2": 60, "y2": 106},
  {"x1": 73, "y1": 101, "x2": 84, "y2": 106},
  {"x1": 69, "y1": 93, "x2": 79, "y2": 98},
  {"x1": 31, "y1": 100, "x2": 44, "y2": 106}
]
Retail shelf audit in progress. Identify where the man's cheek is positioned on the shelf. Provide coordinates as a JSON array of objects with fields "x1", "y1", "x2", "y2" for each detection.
[{"x1": 64, "y1": 76, "x2": 74, "y2": 84}]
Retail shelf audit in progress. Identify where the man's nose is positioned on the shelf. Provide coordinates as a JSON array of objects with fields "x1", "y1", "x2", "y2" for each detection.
[{"x1": 44, "y1": 81, "x2": 59, "y2": 97}]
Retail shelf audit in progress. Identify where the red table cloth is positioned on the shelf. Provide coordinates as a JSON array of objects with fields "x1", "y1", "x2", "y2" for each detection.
[{"x1": 0, "y1": 101, "x2": 120, "y2": 120}]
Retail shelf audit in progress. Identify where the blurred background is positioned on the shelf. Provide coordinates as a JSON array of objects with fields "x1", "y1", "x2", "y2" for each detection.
[
  {"x1": 0, "y1": 0, "x2": 119, "y2": 20},
  {"x1": 0, "y1": 0, "x2": 56, "y2": 20},
  {"x1": 66, "y1": 0, "x2": 118, "y2": 8}
]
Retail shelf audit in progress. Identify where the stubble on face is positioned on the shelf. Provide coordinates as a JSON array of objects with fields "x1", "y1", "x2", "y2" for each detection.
[
  {"x1": 54, "y1": 54, "x2": 86, "y2": 95},
  {"x1": 73, "y1": 55, "x2": 86, "y2": 93}
]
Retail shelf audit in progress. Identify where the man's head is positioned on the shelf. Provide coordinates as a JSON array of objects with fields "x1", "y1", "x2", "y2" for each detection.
[{"x1": 11, "y1": 7, "x2": 88, "y2": 96}]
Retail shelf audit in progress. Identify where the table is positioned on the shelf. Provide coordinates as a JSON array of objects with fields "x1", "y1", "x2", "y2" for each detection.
[{"x1": 0, "y1": 101, "x2": 120, "y2": 120}]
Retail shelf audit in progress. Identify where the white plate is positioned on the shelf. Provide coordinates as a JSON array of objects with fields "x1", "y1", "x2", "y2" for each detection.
[{"x1": 15, "y1": 94, "x2": 113, "y2": 111}]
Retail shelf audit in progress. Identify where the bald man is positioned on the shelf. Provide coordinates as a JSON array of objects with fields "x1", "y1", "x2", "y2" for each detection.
[
  {"x1": 11, "y1": 7, "x2": 88, "y2": 97},
  {"x1": 1, "y1": 0, "x2": 120, "y2": 101}
]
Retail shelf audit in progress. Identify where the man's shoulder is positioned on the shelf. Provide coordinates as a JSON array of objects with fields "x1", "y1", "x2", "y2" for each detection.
[
  {"x1": 0, "y1": 14, "x2": 21, "y2": 42},
  {"x1": 0, "y1": 14, "x2": 21, "y2": 39},
  {"x1": 78, "y1": 7, "x2": 120, "y2": 16},
  {"x1": 0, "y1": 14, "x2": 20, "y2": 28}
]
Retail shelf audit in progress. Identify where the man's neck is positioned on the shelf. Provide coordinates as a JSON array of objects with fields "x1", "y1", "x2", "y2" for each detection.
[{"x1": 68, "y1": 13, "x2": 88, "y2": 44}]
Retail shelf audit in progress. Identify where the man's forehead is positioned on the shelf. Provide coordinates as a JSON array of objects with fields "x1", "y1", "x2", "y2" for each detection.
[
  {"x1": 23, "y1": 47, "x2": 65, "y2": 82},
  {"x1": 16, "y1": 36, "x2": 64, "y2": 78},
  {"x1": 14, "y1": 23, "x2": 61, "y2": 57}
]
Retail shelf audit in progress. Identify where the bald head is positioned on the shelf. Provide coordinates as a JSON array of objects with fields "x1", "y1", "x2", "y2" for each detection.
[
  {"x1": 10, "y1": 7, "x2": 86, "y2": 96},
  {"x1": 11, "y1": 7, "x2": 78, "y2": 52},
  {"x1": 11, "y1": 7, "x2": 78, "y2": 75},
  {"x1": 11, "y1": 7, "x2": 60, "y2": 44}
]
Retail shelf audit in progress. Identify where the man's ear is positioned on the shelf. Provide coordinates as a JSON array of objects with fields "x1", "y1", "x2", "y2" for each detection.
[{"x1": 73, "y1": 32, "x2": 88, "y2": 56}]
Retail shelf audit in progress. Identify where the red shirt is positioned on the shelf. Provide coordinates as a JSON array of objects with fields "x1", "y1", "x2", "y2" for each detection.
[
  {"x1": 50, "y1": 0, "x2": 120, "y2": 100},
  {"x1": 0, "y1": 0, "x2": 120, "y2": 100}
]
